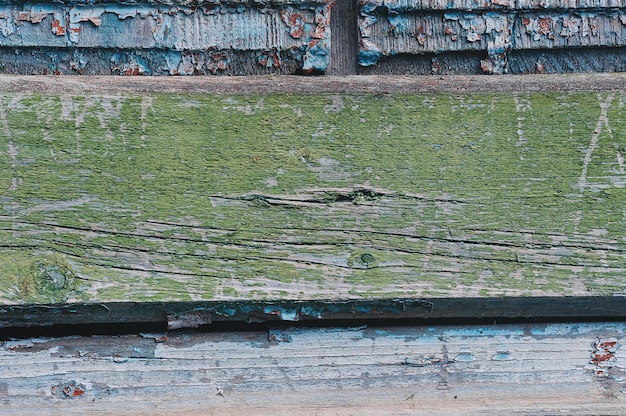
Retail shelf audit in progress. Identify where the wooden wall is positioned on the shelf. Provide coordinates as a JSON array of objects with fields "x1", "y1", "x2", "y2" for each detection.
[{"x1": 0, "y1": 0, "x2": 624, "y2": 75}]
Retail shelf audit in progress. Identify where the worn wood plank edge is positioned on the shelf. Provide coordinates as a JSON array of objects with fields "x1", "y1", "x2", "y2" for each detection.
[
  {"x1": 2, "y1": 297, "x2": 625, "y2": 329},
  {"x1": 2, "y1": 321, "x2": 625, "y2": 415},
  {"x1": 0, "y1": 73, "x2": 625, "y2": 95},
  {"x1": 2, "y1": 322, "x2": 625, "y2": 415}
]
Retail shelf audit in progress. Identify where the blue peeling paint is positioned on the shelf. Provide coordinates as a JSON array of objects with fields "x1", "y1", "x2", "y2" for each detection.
[
  {"x1": 263, "y1": 306, "x2": 300, "y2": 321},
  {"x1": 360, "y1": 2, "x2": 379, "y2": 14},
  {"x1": 386, "y1": 10, "x2": 405, "y2": 35},
  {"x1": 358, "y1": 45, "x2": 383, "y2": 66},
  {"x1": 354, "y1": 305, "x2": 373, "y2": 314},
  {"x1": 492, "y1": 351, "x2": 512, "y2": 361},
  {"x1": 258, "y1": 50, "x2": 282, "y2": 68},
  {"x1": 164, "y1": 51, "x2": 182, "y2": 75},
  {"x1": 0, "y1": 2, "x2": 332, "y2": 75},
  {"x1": 300, "y1": 306, "x2": 322, "y2": 319},
  {"x1": 302, "y1": 40, "x2": 330, "y2": 72}
]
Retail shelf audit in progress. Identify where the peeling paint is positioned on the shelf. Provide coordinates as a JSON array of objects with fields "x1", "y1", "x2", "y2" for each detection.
[
  {"x1": 591, "y1": 338, "x2": 620, "y2": 377},
  {"x1": 516, "y1": 11, "x2": 620, "y2": 49},
  {"x1": 258, "y1": 49, "x2": 282, "y2": 68},
  {"x1": 281, "y1": 7, "x2": 309, "y2": 38},
  {"x1": 69, "y1": 6, "x2": 105, "y2": 44},
  {"x1": 111, "y1": 53, "x2": 151, "y2": 75},
  {"x1": 140, "y1": 332, "x2": 169, "y2": 342},
  {"x1": 278, "y1": 5, "x2": 330, "y2": 71},
  {"x1": 69, "y1": 52, "x2": 88, "y2": 74},
  {"x1": 177, "y1": 52, "x2": 206, "y2": 75},
  {"x1": 445, "y1": 12, "x2": 511, "y2": 73},
  {"x1": 357, "y1": 0, "x2": 626, "y2": 73},
  {"x1": 0, "y1": 6, "x2": 16, "y2": 37},
  {"x1": 358, "y1": 40, "x2": 383, "y2": 66},
  {"x1": 268, "y1": 329, "x2": 293, "y2": 342},
  {"x1": 0, "y1": 1, "x2": 332, "y2": 73},
  {"x1": 157, "y1": 300, "x2": 435, "y2": 329},
  {"x1": 206, "y1": 49, "x2": 229, "y2": 73},
  {"x1": 167, "y1": 309, "x2": 213, "y2": 330},
  {"x1": 3, "y1": 339, "x2": 33, "y2": 350},
  {"x1": 356, "y1": 0, "x2": 623, "y2": 11},
  {"x1": 387, "y1": 10, "x2": 405, "y2": 36},
  {"x1": 454, "y1": 347, "x2": 476, "y2": 362},
  {"x1": 521, "y1": 15, "x2": 555, "y2": 41},
  {"x1": 403, "y1": 356, "x2": 444, "y2": 366},
  {"x1": 302, "y1": 38, "x2": 330, "y2": 72},
  {"x1": 491, "y1": 347, "x2": 512, "y2": 361},
  {"x1": 51, "y1": 381, "x2": 89, "y2": 399},
  {"x1": 264, "y1": 306, "x2": 300, "y2": 321}
]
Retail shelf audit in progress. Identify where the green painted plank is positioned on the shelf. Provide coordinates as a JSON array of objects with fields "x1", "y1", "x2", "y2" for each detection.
[{"x1": 0, "y1": 78, "x2": 625, "y2": 311}]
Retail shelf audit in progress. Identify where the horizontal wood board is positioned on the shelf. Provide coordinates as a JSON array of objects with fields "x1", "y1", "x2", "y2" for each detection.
[
  {"x1": 0, "y1": 0, "x2": 331, "y2": 75},
  {"x1": 0, "y1": 74, "x2": 625, "y2": 325},
  {"x1": 0, "y1": 0, "x2": 625, "y2": 75},
  {"x1": 1, "y1": 322, "x2": 625, "y2": 414},
  {"x1": 357, "y1": 0, "x2": 626, "y2": 74}
]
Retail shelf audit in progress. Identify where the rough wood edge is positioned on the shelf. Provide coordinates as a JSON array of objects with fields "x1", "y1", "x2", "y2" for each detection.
[{"x1": 1, "y1": 73, "x2": 625, "y2": 95}]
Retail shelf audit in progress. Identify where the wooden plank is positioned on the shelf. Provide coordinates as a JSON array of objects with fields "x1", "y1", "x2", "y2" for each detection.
[
  {"x1": 0, "y1": 74, "x2": 625, "y2": 326},
  {"x1": 1, "y1": 73, "x2": 625, "y2": 95},
  {"x1": 1, "y1": 322, "x2": 625, "y2": 414},
  {"x1": 358, "y1": 47, "x2": 626, "y2": 76},
  {"x1": 0, "y1": 0, "x2": 623, "y2": 75},
  {"x1": 358, "y1": 0, "x2": 626, "y2": 73},
  {"x1": 0, "y1": 1, "x2": 331, "y2": 75},
  {"x1": 327, "y1": 0, "x2": 358, "y2": 75}
]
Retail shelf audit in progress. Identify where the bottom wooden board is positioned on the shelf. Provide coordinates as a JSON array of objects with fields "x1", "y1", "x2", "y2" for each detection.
[{"x1": 1, "y1": 322, "x2": 625, "y2": 415}]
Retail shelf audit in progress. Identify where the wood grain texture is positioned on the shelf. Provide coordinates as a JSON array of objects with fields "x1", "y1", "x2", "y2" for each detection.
[
  {"x1": 0, "y1": 1, "x2": 331, "y2": 75},
  {"x1": 1, "y1": 322, "x2": 625, "y2": 414},
  {"x1": 0, "y1": 75, "x2": 625, "y2": 316},
  {"x1": 357, "y1": 47, "x2": 626, "y2": 76},
  {"x1": 1, "y1": 73, "x2": 625, "y2": 95},
  {"x1": 328, "y1": 0, "x2": 358, "y2": 75},
  {"x1": 358, "y1": 0, "x2": 626, "y2": 73}
]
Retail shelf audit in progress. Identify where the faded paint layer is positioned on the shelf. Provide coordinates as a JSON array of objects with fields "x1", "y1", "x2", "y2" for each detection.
[
  {"x1": 358, "y1": 0, "x2": 626, "y2": 73},
  {"x1": 1, "y1": 322, "x2": 626, "y2": 414},
  {"x1": 0, "y1": 1, "x2": 331, "y2": 74}
]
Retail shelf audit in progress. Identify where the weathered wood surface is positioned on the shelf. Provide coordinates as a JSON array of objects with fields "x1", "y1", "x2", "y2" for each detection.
[
  {"x1": 1, "y1": 322, "x2": 625, "y2": 414},
  {"x1": 1, "y1": 72, "x2": 625, "y2": 94},
  {"x1": 0, "y1": 0, "x2": 625, "y2": 75},
  {"x1": 0, "y1": 0, "x2": 331, "y2": 75},
  {"x1": 0, "y1": 74, "x2": 625, "y2": 326},
  {"x1": 327, "y1": 0, "x2": 358, "y2": 75},
  {"x1": 358, "y1": 0, "x2": 626, "y2": 74}
]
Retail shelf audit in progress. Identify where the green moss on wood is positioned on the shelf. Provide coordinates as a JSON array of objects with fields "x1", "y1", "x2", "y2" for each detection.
[{"x1": 0, "y1": 90, "x2": 624, "y2": 304}]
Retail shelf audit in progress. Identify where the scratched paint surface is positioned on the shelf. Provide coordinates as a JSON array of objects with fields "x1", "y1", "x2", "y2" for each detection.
[
  {"x1": 0, "y1": 91, "x2": 625, "y2": 304},
  {"x1": 358, "y1": 0, "x2": 626, "y2": 73},
  {"x1": 1, "y1": 322, "x2": 625, "y2": 414},
  {"x1": 0, "y1": 1, "x2": 331, "y2": 74}
]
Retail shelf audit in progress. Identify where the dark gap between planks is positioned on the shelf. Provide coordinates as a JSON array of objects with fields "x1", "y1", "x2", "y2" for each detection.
[
  {"x1": 2, "y1": 296, "x2": 626, "y2": 338},
  {"x1": 3, "y1": 315, "x2": 626, "y2": 340}
]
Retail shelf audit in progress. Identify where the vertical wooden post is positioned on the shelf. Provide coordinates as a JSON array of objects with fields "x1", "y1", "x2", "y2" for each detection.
[{"x1": 327, "y1": 0, "x2": 358, "y2": 75}]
